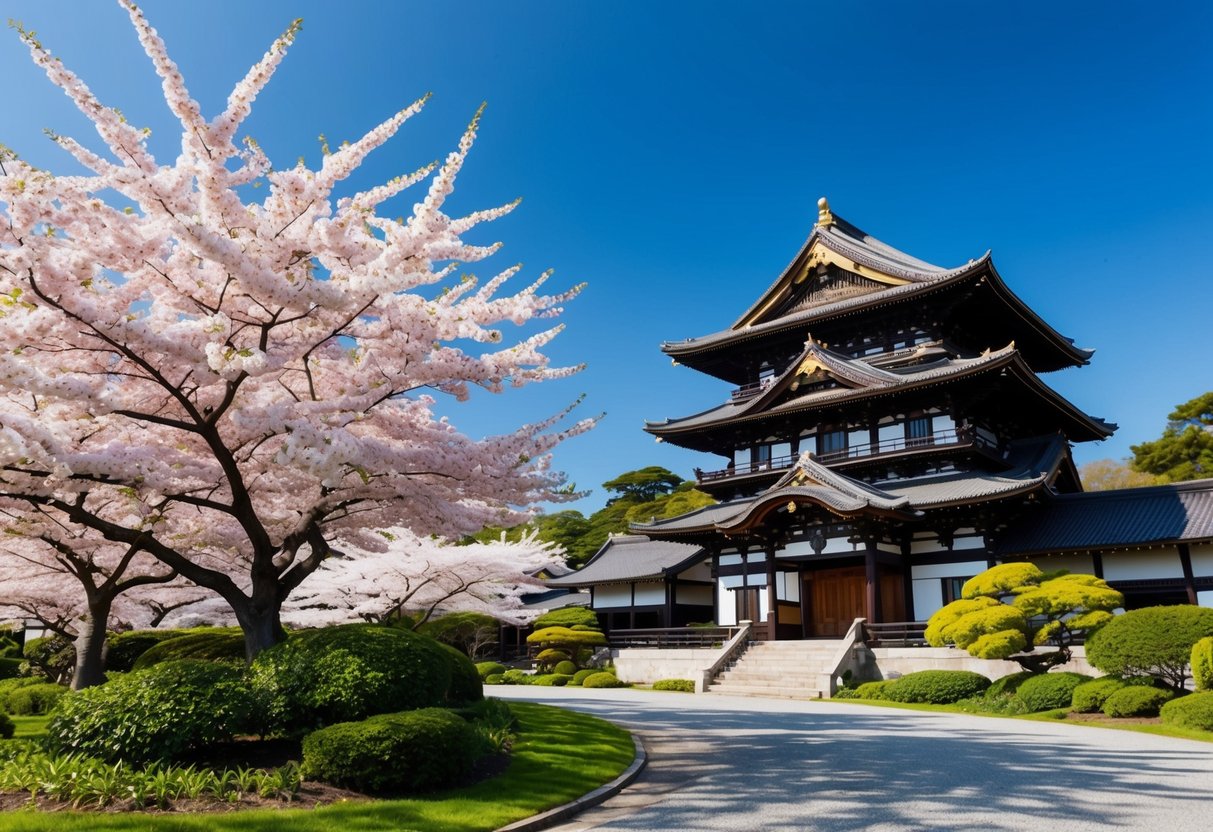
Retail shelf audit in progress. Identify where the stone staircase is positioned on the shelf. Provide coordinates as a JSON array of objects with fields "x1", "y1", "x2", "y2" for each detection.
[{"x1": 707, "y1": 639, "x2": 847, "y2": 700}]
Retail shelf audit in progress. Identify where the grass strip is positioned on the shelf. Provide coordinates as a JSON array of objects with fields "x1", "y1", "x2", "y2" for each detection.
[
  {"x1": 0, "y1": 700, "x2": 635, "y2": 832},
  {"x1": 825, "y1": 697, "x2": 1213, "y2": 743}
]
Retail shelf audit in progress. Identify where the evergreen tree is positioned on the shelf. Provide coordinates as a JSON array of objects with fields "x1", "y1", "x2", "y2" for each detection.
[{"x1": 1130, "y1": 392, "x2": 1213, "y2": 482}]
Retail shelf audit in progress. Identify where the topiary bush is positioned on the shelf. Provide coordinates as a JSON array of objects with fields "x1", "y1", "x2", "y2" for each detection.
[
  {"x1": 571, "y1": 668, "x2": 597, "y2": 686},
  {"x1": 1192, "y1": 637, "x2": 1213, "y2": 692},
  {"x1": 500, "y1": 669, "x2": 529, "y2": 685},
  {"x1": 131, "y1": 631, "x2": 247, "y2": 670},
  {"x1": 532, "y1": 606, "x2": 601, "y2": 631},
  {"x1": 1102, "y1": 686, "x2": 1174, "y2": 718},
  {"x1": 249, "y1": 624, "x2": 454, "y2": 733},
  {"x1": 884, "y1": 671, "x2": 990, "y2": 704},
  {"x1": 475, "y1": 662, "x2": 506, "y2": 680},
  {"x1": 1071, "y1": 678, "x2": 1128, "y2": 713},
  {"x1": 3, "y1": 682, "x2": 67, "y2": 715},
  {"x1": 531, "y1": 674, "x2": 571, "y2": 687},
  {"x1": 1086, "y1": 605, "x2": 1213, "y2": 690},
  {"x1": 484, "y1": 673, "x2": 504, "y2": 685},
  {"x1": 106, "y1": 627, "x2": 240, "y2": 673},
  {"x1": 435, "y1": 643, "x2": 484, "y2": 705},
  {"x1": 1016, "y1": 672, "x2": 1091, "y2": 712},
  {"x1": 534, "y1": 648, "x2": 570, "y2": 670},
  {"x1": 0, "y1": 712, "x2": 12, "y2": 739},
  {"x1": 652, "y1": 679, "x2": 694, "y2": 692},
  {"x1": 300, "y1": 708, "x2": 480, "y2": 793},
  {"x1": 46, "y1": 660, "x2": 255, "y2": 764},
  {"x1": 554, "y1": 660, "x2": 578, "y2": 676},
  {"x1": 1160, "y1": 692, "x2": 1213, "y2": 732},
  {"x1": 853, "y1": 681, "x2": 896, "y2": 700},
  {"x1": 582, "y1": 672, "x2": 628, "y2": 689},
  {"x1": 986, "y1": 671, "x2": 1037, "y2": 699}
]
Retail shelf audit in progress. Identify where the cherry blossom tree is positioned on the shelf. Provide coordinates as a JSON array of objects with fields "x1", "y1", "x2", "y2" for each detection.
[
  {"x1": 0, "y1": 2, "x2": 591, "y2": 658},
  {"x1": 0, "y1": 506, "x2": 210, "y2": 687}
]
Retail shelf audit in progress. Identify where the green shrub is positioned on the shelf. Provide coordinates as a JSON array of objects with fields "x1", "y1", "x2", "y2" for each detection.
[
  {"x1": 0, "y1": 658, "x2": 22, "y2": 680},
  {"x1": 884, "y1": 671, "x2": 990, "y2": 704},
  {"x1": 0, "y1": 712, "x2": 12, "y2": 740},
  {"x1": 475, "y1": 661, "x2": 506, "y2": 680},
  {"x1": 652, "y1": 679, "x2": 694, "y2": 692},
  {"x1": 435, "y1": 642, "x2": 484, "y2": 705},
  {"x1": 21, "y1": 636, "x2": 74, "y2": 682},
  {"x1": 500, "y1": 669, "x2": 529, "y2": 685},
  {"x1": 249, "y1": 624, "x2": 453, "y2": 733},
  {"x1": 300, "y1": 708, "x2": 480, "y2": 793},
  {"x1": 853, "y1": 680, "x2": 896, "y2": 700},
  {"x1": 532, "y1": 606, "x2": 600, "y2": 631},
  {"x1": 571, "y1": 668, "x2": 597, "y2": 686},
  {"x1": 582, "y1": 672, "x2": 627, "y2": 689},
  {"x1": 484, "y1": 673, "x2": 504, "y2": 685},
  {"x1": 46, "y1": 660, "x2": 254, "y2": 764},
  {"x1": 532, "y1": 674, "x2": 571, "y2": 687},
  {"x1": 1192, "y1": 637, "x2": 1213, "y2": 692},
  {"x1": 3, "y1": 682, "x2": 67, "y2": 715},
  {"x1": 986, "y1": 671, "x2": 1037, "y2": 699},
  {"x1": 0, "y1": 677, "x2": 44, "y2": 697},
  {"x1": 954, "y1": 693, "x2": 1030, "y2": 715},
  {"x1": 132, "y1": 631, "x2": 247, "y2": 670},
  {"x1": 106, "y1": 628, "x2": 239, "y2": 673},
  {"x1": 1016, "y1": 672, "x2": 1091, "y2": 712},
  {"x1": 1086, "y1": 605, "x2": 1213, "y2": 690},
  {"x1": 1160, "y1": 691, "x2": 1213, "y2": 732},
  {"x1": 1102, "y1": 686, "x2": 1174, "y2": 718},
  {"x1": 554, "y1": 660, "x2": 578, "y2": 676},
  {"x1": 1071, "y1": 678, "x2": 1127, "y2": 713}
]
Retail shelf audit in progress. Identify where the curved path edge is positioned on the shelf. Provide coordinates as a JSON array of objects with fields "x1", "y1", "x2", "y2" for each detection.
[{"x1": 496, "y1": 733, "x2": 648, "y2": 832}]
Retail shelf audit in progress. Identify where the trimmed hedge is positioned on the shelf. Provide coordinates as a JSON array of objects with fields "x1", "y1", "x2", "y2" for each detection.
[
  {"x1": 986, "y1": 671, "x2": 1037, "y2": 699},
  {"x1": 1160, "y1": 692, "x2": 1213, "y2": 732},
  {"x1": 106, "y1": 628, "x2": 239, "y2": 673},
  {"x1": 3, "y1": 682, "x2": 67, "y2": 715},
  {"x1": 554, "y1": 660, "x2": 578, "y2": 676},
  {"x1": 652, "y1": 679, "x2": 695, "y2": 692},
  {"x1": 46, "y1": 660, "x2": 255, "y2": 764},
  {"x1": 1016, "y1": 672, "x2": 1091, "y2": 712},
  {"x1": 300, "y1": 708, "x2": 480, "y2": 793},
  {"x1": 435, "y1": 642, "x2": 484, "y2": 705},
  {"x1": 484, "y1": 673, "x2": 504, "y2": 685},
  {"x1": 249, "y1": 624, "x2": 455, "y2": 732},
  {"x1": 1086, "y1": 605, "x2": 1213, "y2": 688},
  {"x1": 1102, "y1": 686, "x2": 1174, "y2": 718},
  {"x1": 475, "y1": 662, "x2": 506, "y2": 680},
  {"x1": 532, "y1": 674, "x2": 572, "y2": 687},
  {"x1": 571, "y1": 669, "x2": 597, "y2": 686},
  {"x1": 532, "y1": 606, "x2": 601, "y2": 631},
  {"x1": 1070, "y1": 677, "x2": 1155, "y2": 713},
  {"x1": 884, "y1": 671, "x2": 991, "y2": 705},
  {"x1": 854, "y1": 681, "x2": 896, "y2": 700},
  {"x1": 582, "y1": 672, "x2": 628, "y2": 689},
  {"x1": 131, "y1": 631, "x2": 247, "y2": 670},
  {"x1": 1192, "y1": 637, "x2": 1213, "y2": 692}
]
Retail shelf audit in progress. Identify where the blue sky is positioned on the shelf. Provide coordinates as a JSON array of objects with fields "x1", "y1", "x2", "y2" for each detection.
[{"x1": 3, "y1": 1, "x2": 1211, "y2": 514}]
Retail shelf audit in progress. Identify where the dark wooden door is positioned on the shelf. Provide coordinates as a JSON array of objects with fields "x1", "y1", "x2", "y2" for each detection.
[
  {"x1": 804, "y1": 567, "x2": 866, "y2": 637},
  {"x1": 735, "y1": 587, "x2": 761, "y2": 624}
]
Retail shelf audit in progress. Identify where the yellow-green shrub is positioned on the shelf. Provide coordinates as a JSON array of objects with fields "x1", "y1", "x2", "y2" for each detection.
[
  {"x1": 1016, "y1": 672, "x2": 1090, "y2": 712},
  {"x1": 1102, "y1": 686, "x2": 1173, "y2": 717},
  {"x1": 1192, "y1": 637, "x2": 1213, "y2": 691},
  {"x1": 884, "y1": 671, "x2": 990, "y2": 704},
  {"x1": 582, "y1": 672, "x2": 627, "y2": 689},
  {"x1": 1160, "y1": 692, "x2": 1213, "y2": 731}
]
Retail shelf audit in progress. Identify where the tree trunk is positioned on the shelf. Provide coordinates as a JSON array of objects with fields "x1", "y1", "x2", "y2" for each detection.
[
  {"x1": 72, "y1": 601, "x2": 111, "y2": 691},
  {"x1": 234, "y1": 599, "x2": 288, "y2": 661}
]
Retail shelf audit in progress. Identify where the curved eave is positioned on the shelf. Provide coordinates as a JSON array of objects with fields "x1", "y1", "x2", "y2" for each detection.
[
  {"x1": 719, "y1": 491, "x2": 920, "y2": 534},
  {"x1": 909, "y1": 477, "x2": 1050, "y2": 510},
  {"x1": 981, "y1": 261, "x2": 1095, "y2": 367},
  {"x1": 647, "y1": 350, "x2": 1115, "y2": 446}
]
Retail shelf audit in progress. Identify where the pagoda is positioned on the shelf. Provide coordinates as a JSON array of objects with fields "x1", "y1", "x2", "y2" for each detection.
[{"x1": 633, "y1": 198, "x2": 1114, "y2": 638}]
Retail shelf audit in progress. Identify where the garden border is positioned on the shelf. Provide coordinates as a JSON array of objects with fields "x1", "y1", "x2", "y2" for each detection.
[{"x1": 496, "y1": 734, "x2": 647, "y2": 832}]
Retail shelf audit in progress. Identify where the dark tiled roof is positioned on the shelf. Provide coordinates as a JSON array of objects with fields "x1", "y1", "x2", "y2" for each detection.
[
  {"x1": 997, "y1": 479, "x2": 1213, "y2": 555},
  {"x1": 517, "y1": 589, "x2": 591, "y2": 611},
  {"x1": 545, "y1": 535, "x2": 706, "y2": 587}
]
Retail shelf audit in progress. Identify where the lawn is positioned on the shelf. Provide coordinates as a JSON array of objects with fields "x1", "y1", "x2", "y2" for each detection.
[
  {"x1": 824, "y1": 696, "x2": 1213, "y2": 744},
  {"x1": 0, "y1": 701, "x2": 635, "y2": 832}
]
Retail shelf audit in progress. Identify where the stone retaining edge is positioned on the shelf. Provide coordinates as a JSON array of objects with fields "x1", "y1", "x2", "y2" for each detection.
[{"x1": 495, "y1": 733, "x2": 648, "y2": 832}]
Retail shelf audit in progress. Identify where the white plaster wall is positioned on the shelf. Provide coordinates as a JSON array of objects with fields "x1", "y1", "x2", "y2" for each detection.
[
  {"x1": 776, "y1": 572, "x2": 800, "y2": 602},
  {"x1": 1190, "y1": 543, "x2": 1213, "y2": 576},
  {"x1": 1026, "y1": 553, "x2": 1095, "y2": 575},
  {"x1": 676, "y1": 585, "x2": 712, "y2": 606},
  {"x1": 1102, "y1": 548, "x2": 1184, "y2": 580},
  {"x1": 717, "y1": 592, "x2": 736, "y2": 626},
  {"x1": 593, "y1": 584, "x2": 631, "y2": 609},
  {"x1": 951, "y1": 536, "x2": 986, "y2": 551},
  {"x1": 869, "y1": 646, "x2": 1097, "y2": 680},
  {"x1": 678, "y1": 560, "x2": 713, "y2": 581},
  {"x1": 718, "y1": 554, "x2": 742, "y2": 566},
  {"x1": 911, "y1": 561, "x2": 987, "y2": 580},
  {"x1": 633, "y1": 582, "x2": 665, "y2": 606},
  {"x1": 611, "y1": 647, "x2": 718, "y2": 684},
  {"x1": 911, "y1": 580, "x2": 944, "y2": 620},
  {"x1": 1198, "y1": 590, "x2": 1213, "y2": 608},
  {"x1": 909, "y1": 538, "x2": 941, "y2": 555}
]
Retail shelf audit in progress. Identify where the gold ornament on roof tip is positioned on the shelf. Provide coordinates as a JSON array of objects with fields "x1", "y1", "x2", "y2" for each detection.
[{"x1": 816, "y1": 197, "x2": 835, "y2": 227}]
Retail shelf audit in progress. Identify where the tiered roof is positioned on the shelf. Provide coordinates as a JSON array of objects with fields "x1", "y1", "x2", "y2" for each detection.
[{"x1": 545, "y1": 535, "x2": 705, "y2": 588}]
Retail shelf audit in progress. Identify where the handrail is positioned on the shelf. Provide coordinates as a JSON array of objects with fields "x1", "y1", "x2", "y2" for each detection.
[
  {"x1": 864, "y1": 620, "x2": 928, "y2": 647},
  {"x1": 609, "y1": 626, "x2": 739, "y2": 649},
  {"x1": 825, "y1": 617, "x2": 868, "y2": 696},
  {"x1": 695, "y1": 620, "x2": 753, "y2": 693}
]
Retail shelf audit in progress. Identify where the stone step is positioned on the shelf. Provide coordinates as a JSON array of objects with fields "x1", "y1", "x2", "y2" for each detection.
[
  {"x1": 716, "y1": 669, "x2": 828, "y2": 683},
  {"x1": 708, "y1": 683, "x2": 826, "y2": 700},
  {"x1": 725, "y1": 658, "x2": 831, "y2": 669}
]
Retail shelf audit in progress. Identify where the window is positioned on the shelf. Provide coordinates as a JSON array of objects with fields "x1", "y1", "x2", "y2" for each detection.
[
  {"x1": 942, "y1": 577, "x2": 966, "y2": 604},
  {"x1": 818, "y1": 429, "x2": 846, "y2": 456},
  {"x1": 907, "y1": 416, "x2": 932, "y2": 447}
]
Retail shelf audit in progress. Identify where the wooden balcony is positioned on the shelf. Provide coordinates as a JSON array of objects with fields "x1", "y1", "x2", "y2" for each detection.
[{"x1": 696, "y1": 429, "x2": 993, "y2": 483}]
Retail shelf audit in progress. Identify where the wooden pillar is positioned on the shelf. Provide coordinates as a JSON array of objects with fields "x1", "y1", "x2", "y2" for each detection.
[
  {"x1": 1091, "y1": 551, "x2": 1104, "y2": 579},
  {"x1": 663, "y1": 577, "x2": 673, "y2": 627},
  {"x1": 765, "y1": 543, "x2": 778, "y2": 640},
  {"x1": 864, "y1": 544, "x2": 880, "y2": 624},
  {"x1": 1178, "y1": 543, "x2": 1199, "y2": 605}
]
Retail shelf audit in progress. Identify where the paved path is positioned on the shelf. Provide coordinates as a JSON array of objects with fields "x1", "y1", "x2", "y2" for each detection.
[{"x1": 492, "y1": 687, "x2": 1212, "y2": 832}]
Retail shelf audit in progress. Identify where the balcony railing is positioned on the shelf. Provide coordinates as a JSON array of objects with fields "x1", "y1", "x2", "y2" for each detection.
[
  {"x1": 730, "y1": 378, "x2": 775, "y2": 401},
  {"x1": 607, "y1": 626, "x2": 744, "y2": 649},
  {"x1": 697, "y1": 428, "x2": 993, "y2": 483}
]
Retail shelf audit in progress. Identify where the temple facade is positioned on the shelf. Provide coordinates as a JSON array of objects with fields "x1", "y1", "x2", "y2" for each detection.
[{"x1": 548, "y1": 200, "x2": 1213, "y2": 638}]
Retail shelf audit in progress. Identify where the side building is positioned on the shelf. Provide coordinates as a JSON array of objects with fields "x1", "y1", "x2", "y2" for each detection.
[{"x1": 551, "y1": 199, "x2": 1213, "y2": 639}]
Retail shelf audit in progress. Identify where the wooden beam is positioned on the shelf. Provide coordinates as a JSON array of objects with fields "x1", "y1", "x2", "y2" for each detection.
[
  {"x1": 865, "y1": 545, "x2": 880, "y2": 623},
  {"x1": 765, "y1": 544, "x2": 778, "y2": 640},
  {"x1": 1178, "y1": 543, "x2": 1199, "y2": 605}
]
